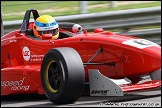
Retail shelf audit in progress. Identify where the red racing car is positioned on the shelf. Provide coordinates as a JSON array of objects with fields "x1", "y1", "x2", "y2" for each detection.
[{"x1": 1, "y1": 9, "x2": 161, "y2": 104}]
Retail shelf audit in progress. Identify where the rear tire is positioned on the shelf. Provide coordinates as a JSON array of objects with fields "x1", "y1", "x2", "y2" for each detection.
[{"x1": 40, "y1": 47, "x2": 85, "y2": 104}]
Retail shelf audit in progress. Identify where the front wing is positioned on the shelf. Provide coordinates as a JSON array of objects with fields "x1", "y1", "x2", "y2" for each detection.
[{"x1": 88, "y1": 69, "x2": 161, "y2": 96}]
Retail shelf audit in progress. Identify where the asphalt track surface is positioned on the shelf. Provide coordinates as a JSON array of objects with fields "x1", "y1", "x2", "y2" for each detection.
[{"x1": 1, "y1": 80, "x2": 161, "y2": 107}]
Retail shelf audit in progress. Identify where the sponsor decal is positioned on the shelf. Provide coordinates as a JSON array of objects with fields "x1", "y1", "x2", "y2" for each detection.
[
  {"x1": 120, "y1": 54, "x2": 129, "y2": 63},
  {"x1": 1, "y1": 77, "x2": 30, "y2": 91},
  {"x1": 22, "y1": 46, "x2": 30, "y2": 61},
  {"x1": 10, "y1": 39, "x2": 17, "y2": 43},
  {"x1": 91, "y1": 90, "x2": 109, "y2": 95},
  {"x1": 31, "y1": 54, "x2": 44, "y2": 62},
  {"x1": 122, "y1": 39, "x2": 159, "y2": 49},
  {"x1": 22, "y1": 46, "x2": 44, "y2": 62}
]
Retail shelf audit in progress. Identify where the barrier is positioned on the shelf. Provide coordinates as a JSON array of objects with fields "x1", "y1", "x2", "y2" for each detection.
[{"x1": 2, "y1": 6, "x2": 161, "y2": 43}]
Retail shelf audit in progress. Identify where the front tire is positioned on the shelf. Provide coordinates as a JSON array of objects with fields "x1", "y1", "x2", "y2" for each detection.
[{"x1": 40, "y1": 47, "x2": 85, "y2": 104}]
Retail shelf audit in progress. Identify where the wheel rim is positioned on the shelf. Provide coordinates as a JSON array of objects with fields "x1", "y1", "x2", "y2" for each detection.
[{"x1": 45, "y1": 60, "x2": 62, "y2": 93}]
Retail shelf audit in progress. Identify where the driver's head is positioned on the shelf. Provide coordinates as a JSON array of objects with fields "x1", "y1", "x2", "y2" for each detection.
[{"x1": 33, "y1": 15, "x2": 59, "y2": 39}]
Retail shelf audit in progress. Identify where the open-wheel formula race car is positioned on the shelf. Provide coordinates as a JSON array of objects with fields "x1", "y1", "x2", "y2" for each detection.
[{"x1": 1, "y1": 9, "x2": 161, "y2": 104}]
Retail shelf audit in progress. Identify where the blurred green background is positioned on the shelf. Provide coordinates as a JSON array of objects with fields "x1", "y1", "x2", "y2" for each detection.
[{"x1": 1, "y1": 1, "x2": 161, "y2": 21}]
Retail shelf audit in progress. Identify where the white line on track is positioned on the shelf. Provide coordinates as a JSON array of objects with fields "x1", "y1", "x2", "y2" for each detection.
[
  {"x1": 1, "y1": 101, "x2": 50, "y2": 107},
  {"x1": 56, "y1": 100, "x2": 106, "y2": 107},
  {"x1": 1, "y1": 99, "x2": 107, "y2": 107}
]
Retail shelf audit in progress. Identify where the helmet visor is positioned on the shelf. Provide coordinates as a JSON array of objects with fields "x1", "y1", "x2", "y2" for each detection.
[{"x1": 38, "y1": 28, "x2": 58, "y2": 36}]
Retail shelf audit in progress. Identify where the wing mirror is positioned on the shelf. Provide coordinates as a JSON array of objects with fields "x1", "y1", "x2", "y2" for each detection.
[{"x1": 94, "y1": 28, "x2": 104, "y2": 33}]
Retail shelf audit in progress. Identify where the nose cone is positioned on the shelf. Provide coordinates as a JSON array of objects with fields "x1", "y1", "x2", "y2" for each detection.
[
  {"x1": 121, "y1": 39, "x2": 161, "y2": 76},
  {"x1": 142, "y1": 45, "x2": 161, "y2": 72}
]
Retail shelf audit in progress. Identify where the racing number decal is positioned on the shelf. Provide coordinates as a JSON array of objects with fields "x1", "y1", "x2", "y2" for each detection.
[
  {"x1": 122, "y1": 39, "x2": 159, "y2": 49},
  {"x1": 22, "y1": 46, "x2": 30, "y2": 61},
  {"x1": 133, "y1": 39, "x2": 152, "y2": 45}
]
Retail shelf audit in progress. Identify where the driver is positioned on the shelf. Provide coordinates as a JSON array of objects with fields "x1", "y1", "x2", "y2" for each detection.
[{"x1": 33, "y1": 15, "x2": 59, "y2": 39}]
